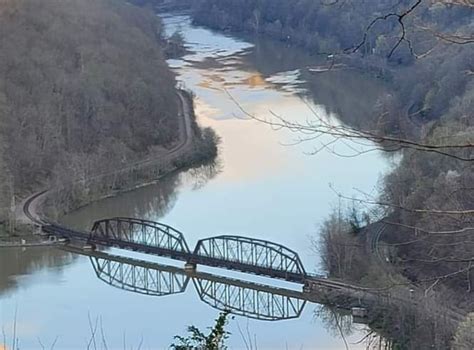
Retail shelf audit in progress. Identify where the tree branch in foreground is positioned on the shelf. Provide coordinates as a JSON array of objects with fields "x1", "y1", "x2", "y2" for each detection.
[{"x1": 226, "y1": 90, "x2": 474, "y2": 162}]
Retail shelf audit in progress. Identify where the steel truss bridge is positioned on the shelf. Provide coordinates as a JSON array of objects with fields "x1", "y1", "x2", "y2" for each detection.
[
  {"x1": 43, "y1": 217, "x2": 375, "y2": 321},
  {"x1": 43, "y1": 217, "x2": 308, "y2": 283}
]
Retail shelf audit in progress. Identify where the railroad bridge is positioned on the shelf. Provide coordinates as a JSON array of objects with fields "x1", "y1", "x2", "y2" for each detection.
[
  {"x1": 42, "y1": 217, "x2": 308, "y2": 283},
  {"x1": 42, "y1": 217, "x2": 380, "y2": 320}
]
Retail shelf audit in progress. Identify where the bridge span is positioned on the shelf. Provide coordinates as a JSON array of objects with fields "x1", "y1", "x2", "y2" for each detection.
[
  {"x1": 36, "y1": 216, "x2": 385, "y2": 318},
  {"x1": 49, "y1": 218, "x2": 464, "y2": 325},
  {"x1": 42, "y1": 217, "x2": 309, "y2": 283}
]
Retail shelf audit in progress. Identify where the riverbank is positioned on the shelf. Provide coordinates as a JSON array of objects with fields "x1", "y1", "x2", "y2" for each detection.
[
  {"x1": 318, "y1": 209, "x2": 471, "y2": 347},
  {"x1": 15, "y1": 89, "x2": 218, "y2": 228},
  {"x1": 1, "y1": 0, "x2": 225, "y2": 234}
]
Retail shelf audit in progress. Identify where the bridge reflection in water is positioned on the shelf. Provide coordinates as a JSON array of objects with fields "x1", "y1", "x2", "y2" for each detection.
[
  {"x1": 90, "y1": 254, "x2": 190, "y2": 297},
  {"x1": 81, "y1": 249, "x2": 307, "y2": 321}
]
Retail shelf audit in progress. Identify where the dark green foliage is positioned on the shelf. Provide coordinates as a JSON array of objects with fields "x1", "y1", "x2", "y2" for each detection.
[
  {"x1": 171, "y1": 311, "x2": 231, "y2": 350},
  {"x1": 165, "y1": 30, "x2": 188, "y2": 58}
]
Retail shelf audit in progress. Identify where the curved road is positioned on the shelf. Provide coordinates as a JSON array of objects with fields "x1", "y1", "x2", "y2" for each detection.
[{"x1": 17, "y1": 90, "x2": 194, "y2": 225}]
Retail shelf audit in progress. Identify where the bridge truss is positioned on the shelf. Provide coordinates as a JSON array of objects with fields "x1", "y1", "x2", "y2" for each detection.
[
  {"x1": 85, "y1": 218, "x2": 308, "y2": 282},
  {"x1": 194, "y1": 236, "x2": 307, "y2": 281},
  {"x1": 90, "y1": 217, "x2": 190, "y2": 256}
]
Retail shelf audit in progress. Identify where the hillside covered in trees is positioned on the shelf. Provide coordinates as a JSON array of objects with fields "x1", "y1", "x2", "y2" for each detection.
[{"x1": 0, "y1": 0, "x2": 215, "y2": 224}]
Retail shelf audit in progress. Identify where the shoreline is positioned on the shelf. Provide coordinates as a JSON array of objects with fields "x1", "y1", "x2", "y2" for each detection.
[{"x1": 15, "y1": 89, "x2": 217, "y2": 228}]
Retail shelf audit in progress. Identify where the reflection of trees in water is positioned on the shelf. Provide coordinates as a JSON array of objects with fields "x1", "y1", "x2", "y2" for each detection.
[
  {"x1": 179, "y1": 159, "x2": 222, "y2": 191},
  {"x1": 62, "y1": 160, "x2": 221, "y2": 229},
  {"x1": 316, "y1": 305, "x2": 393, "y2": 349},
  {"x1": 316, "y1": 300, "x2": 459, "y2": 349},
  {"x1": 300, "y1": 70, "x2": 387, "y2": 131},
  {"x1": 236, "y1": 36, "x2": 388, "y2": 131},
  {"x1": 184, "y1": 29, "x2": 387, "y2": 133},
  {"x1": 139, "y1": 160, "x2": 221, "y2": 221},
  {"x1": 59, "y1": 173, "x2": 180, "y2": 230},
  {"x1": 130, "y1": 173, "x2": 181, "y2": 222},
  {"x1": 316, "y1": 305, "x2": 355, "y2": 336},
  {"x1": 0, "y1": 247, "x2": 74, "y2": 296}
]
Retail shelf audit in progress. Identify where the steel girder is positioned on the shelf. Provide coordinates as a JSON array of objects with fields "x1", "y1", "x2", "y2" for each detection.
[
  {"x1": 91, "y1": 217, "x2": 190, "y2": 253},
  {"x1": 89, "y1": 218, "x2": 307, "y2": 281},
  {"x1": 194, "y1": 236, "x2": 307, "y2": 277}
]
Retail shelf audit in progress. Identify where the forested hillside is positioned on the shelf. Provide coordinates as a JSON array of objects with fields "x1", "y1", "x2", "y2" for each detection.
[{"x1": 0, "y1": 0, "x2": 189, "y2": 223}]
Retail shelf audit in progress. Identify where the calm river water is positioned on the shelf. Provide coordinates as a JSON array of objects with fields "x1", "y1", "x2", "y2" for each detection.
[{"x1": 0, "y1": 14, "x2": 392, "y2": 349}]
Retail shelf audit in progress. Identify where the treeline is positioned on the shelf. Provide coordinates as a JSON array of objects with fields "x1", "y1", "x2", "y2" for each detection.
[
  {"x1": 131, "y1": 0, "x2": 193, "y2": 12},
  {"x1": 191, "y1": 0, "x2": 472, "y2": 62},
  {"x1": 380, "y1": 109, "x2": 473, "y2": 300},
  {"x1": 0, "y1": 0, "x2": 215, "y2": 225}
]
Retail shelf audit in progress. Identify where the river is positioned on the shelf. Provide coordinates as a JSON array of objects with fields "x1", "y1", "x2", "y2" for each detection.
[{"x1": 0, "y1": 13, "x2": 392, "y2": 349}]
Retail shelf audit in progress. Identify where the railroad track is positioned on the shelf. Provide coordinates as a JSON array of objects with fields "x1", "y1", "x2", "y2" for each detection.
[{"x1": 20, "y1": 90, "x2": 193, "y2": 227}]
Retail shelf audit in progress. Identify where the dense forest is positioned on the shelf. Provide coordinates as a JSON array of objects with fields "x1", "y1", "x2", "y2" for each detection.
[{"x1": 0, "y1": 0, "x2": 215, "y2": 225}]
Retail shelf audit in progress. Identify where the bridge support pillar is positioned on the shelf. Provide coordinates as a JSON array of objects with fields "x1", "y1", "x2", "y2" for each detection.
[
  {"x1": 68, "y1": 240, "x2": 95, "y2": 251},
  {"x1": 184, "y1": 262, "x2": 196, "y2": 272}
]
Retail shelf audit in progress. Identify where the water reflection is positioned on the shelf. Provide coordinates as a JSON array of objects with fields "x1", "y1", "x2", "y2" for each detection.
[
  {"x1": 63, "y1": 161, "x2": 220, "y2": 229},
  {"x1": 0, "y1": 247, "x2": 74, "y2": 296},
  {"x1": 85, "y1": 248, "x2": 398, "y2": 347},
  {"x1": 179, "y1": 161, "x2": 223, "y2": 191},
  {"x1": 1, "y1": 161, "x2": 218, "y2": 300},
  {"x1": 194, "y1": 277, "x2": 305, "y2": 321},
  {"x1": 167, "y1": 14, "x2": 387, "y2": 131},
  {"x1": 90, "y1": 253, "x2": 190, "y2": 297},
  {"x1": 316, "y1": 306, "x2": 393, "y2": 350},
  {"x1": 84, "y1": 249, "x2": 306, "y2": 321},
  {"x1": 236, "y1": 35, "x2": 387, "y2": 129}
]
